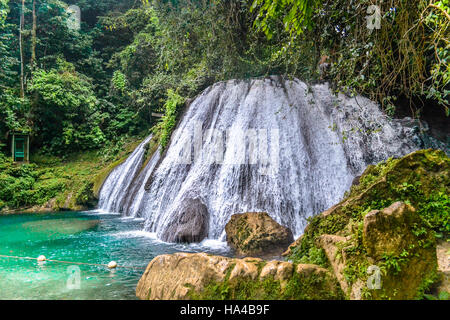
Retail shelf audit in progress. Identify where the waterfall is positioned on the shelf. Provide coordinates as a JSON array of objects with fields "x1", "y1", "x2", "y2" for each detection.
[
  {"x1": 99, "y1": 77, "x2": 423, "y2": 242},
  {"x1": 98, "y1": 135, "x2": 153, "y2": 213},
  {"x1": 120, "y1": 149, "x2": 160, "y2": 218}
]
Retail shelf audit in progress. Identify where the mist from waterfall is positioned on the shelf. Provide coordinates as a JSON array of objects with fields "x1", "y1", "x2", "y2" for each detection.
[{"x1": 98, "y1": 77, "x2": 422, "y2": 241}]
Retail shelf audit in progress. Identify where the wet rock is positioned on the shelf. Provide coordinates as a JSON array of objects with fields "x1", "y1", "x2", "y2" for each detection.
[
  {"x1": 351, "y1": 175, "x2": 361, "y2": 186},
  {"x1": 225, "y1": 212, "x2": 294, "y2": 257},
  {"x1": 159, "y1": 198, "x2": 209, "y2": 243}
]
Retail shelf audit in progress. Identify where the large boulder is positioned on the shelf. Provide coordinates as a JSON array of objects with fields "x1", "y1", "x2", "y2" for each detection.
[
  {"x1": 159, "y1": 198, "x2": 209, "y2": 243},
  {"x1": 225, "y1": 212, "x2": 294, "y2": 257},
  {"x1": 362, "y1": 202, "x2": 437, "y2": 299},
  {"x1": 314, "y1": 202, "x2": 437, "y2": 300},
  {"x1": 284, "y1": 150, "x2": 448, "y2": 300},
  {"x1": 136, "y1": 252, "x2": 343, "y2": 300},
  {"x1": 363, "y1": 202, "x2": 422, "y2": 259}
]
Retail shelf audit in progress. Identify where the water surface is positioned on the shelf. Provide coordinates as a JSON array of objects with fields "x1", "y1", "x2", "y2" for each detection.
[{"x1": 0, "y1": 211, "x2": 230, "y2": 300}]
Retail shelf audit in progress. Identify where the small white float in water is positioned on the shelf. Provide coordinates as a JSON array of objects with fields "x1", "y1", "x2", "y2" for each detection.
[
  {"x1": 107, "y1": 261, "x2": 117, "y2": 269},
  {"x1": 37, "y1": 255, "x2": 46, "y2": 262}
]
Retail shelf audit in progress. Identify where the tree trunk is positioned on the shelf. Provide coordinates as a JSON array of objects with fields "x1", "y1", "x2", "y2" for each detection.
[
  {"x1": 31, "y1": 0, "x2": 36, "y2": 70},
  {"x1": 19, "y1": 0, "x2": 25, "y2": 98}
]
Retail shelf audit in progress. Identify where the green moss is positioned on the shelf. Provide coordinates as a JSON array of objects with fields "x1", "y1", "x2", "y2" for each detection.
[
  {"x1": 153, "y1": 90, "x2": 185, "y2": 152},
  {"x1": 188, "y1": 262, "x2": 344, "y2": 300},
  {"x1": 283, "y1": 268, "x2": 344, "y2": 300},
  {"x1": 290, "y1": 246, "x2": 329, "y2": 269},
  {"x1": 230, "y1": 276, "x2": 282, "y2": 300},
  {"x1": 188, "y1": 263, "x2": 236, "y2": 300},
  {"x1": 92, "y1": 157, "x2": 127, "y2": 198},
  {"x1": 147, "y1": 288, "x2": 152, "y2": 300},
  {"x1": 288, "y1": 212, "x2": 348, "y2": 266},
  {"x1": 286, "y1": 149, "x2": 449, "y2": 300},
  {"x1": 74, "y1": 181, "x2": 96, "y2": 207}
]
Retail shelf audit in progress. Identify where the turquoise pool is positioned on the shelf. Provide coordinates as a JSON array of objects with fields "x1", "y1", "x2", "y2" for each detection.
[{"x1": 0, "y1": 211, "x2": 230, "y2": 300}]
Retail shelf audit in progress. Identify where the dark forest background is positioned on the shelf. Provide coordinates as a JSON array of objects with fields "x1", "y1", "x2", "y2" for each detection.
[{"x1": 0, "y1": 0, "x2": 448, "y2": 156}]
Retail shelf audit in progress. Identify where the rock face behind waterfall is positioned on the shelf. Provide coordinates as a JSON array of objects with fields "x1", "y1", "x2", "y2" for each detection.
[
  {"x1": 159, "y1": 198, "x2": 209, "y2": 243},
  {"x1": 99, "y1": 76, "x2": 425, "y2": 242}
]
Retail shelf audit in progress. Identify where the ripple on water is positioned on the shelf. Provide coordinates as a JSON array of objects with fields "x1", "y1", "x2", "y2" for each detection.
[{"x1": 0, "y1": 211, "x2": 230, "y2": 300}]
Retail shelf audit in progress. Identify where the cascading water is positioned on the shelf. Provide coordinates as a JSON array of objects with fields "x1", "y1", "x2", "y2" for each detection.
[
  {"x1": 120, "y1": 149, "x2": 160, "y2": 218},
  {"x1": 99, "y1": 77, "x2": 425, "y2": 242},
  {"x1": 98, "y1": 135, "x2": 153, "y2": 213}
]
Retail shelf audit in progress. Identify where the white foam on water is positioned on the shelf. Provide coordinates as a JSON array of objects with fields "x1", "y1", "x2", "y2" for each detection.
[
  {"x1": 111, "y1": 230, "x2": 158, "y2": 239},
  {"x1": 197, "y1": 239, "x2": 230, "y2": 251},
  {"x1": 84, "y1": 209, "x2": 120, "y2": 216}
]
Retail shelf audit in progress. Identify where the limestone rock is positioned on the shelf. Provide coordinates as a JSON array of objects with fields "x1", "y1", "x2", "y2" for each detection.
[
  {"x1": 433, "y1": 241, "x2": 449, "y2": 296},
  {"x1": 315, "y1": 202, "x2": 438, "y2": 300},
  {"x1": 136, "y1": 252, "x2": 343, "y2": 300},
  {"x1": 136, "y1": 253, "x2": 232, "y2": 300},
  {"x1": 259, "y1": 261, "x2": 294, "y2": 283},
  {"x1": 225, "y1": 212, "x2": 294, "y2": 257},
  {"x1": 296, "y1": 264, "x2": 329, "y2": 277},
  {"x1": 159, "y1": 198, "x2": 209, "y2": 243},
  {"x1": 316, "y1": 234, "x2": 361, "y2": 298},
  {"x1": 363, "y1": 202, "x2": 418, "y2": 259},
  {"x1": 228, "y1": 258, "x2": 261, "y2": 282}
]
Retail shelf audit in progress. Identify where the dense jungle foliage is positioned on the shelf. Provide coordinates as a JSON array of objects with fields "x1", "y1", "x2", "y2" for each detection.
[
  {"x1": 1, "y1": 0, "x2": 448, "y2": 155},
  {"x1": 0, "y1": 0, "x2": 448, "y2": 210}
]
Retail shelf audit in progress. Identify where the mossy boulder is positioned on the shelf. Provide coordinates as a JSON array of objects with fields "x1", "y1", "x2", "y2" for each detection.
[
  {"x1": 225, "y1": 212, "x2": 294, "y2": 257},
  {"x1": 363, "y1": 202, "x2": 428, "y2": 259},
  {"x1": 286, "y1": 149, "x2": 449, "y2": 300},
  {"x1": 136, "y1": 252, "x2": 343, "y2": 300},
  {"x1": 314, "y1": 202, "x2": 437, "y2": 299}
]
